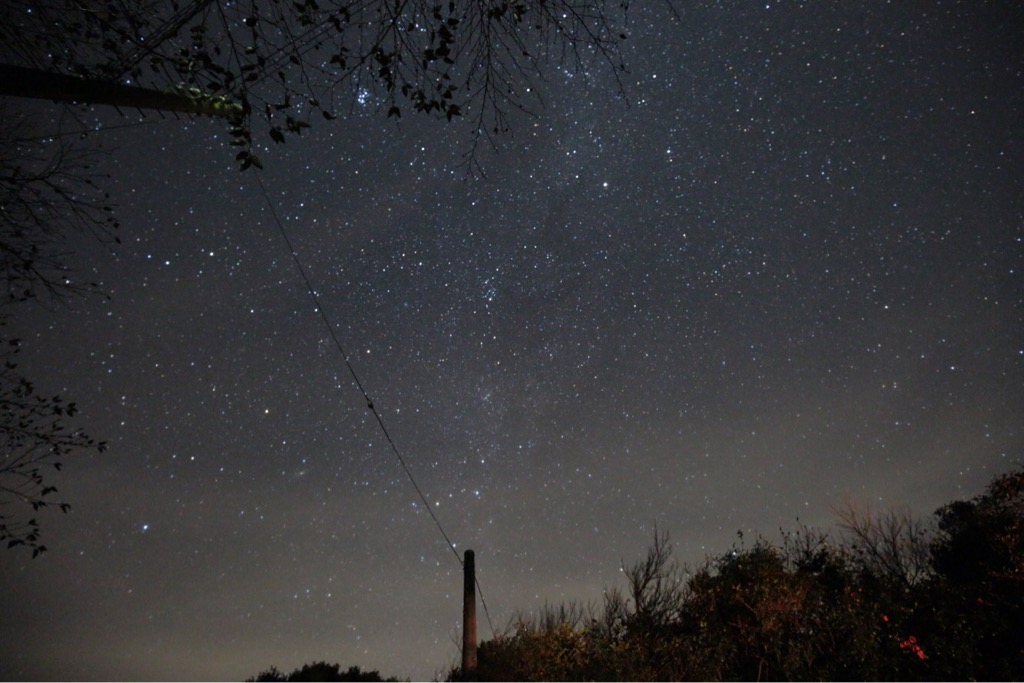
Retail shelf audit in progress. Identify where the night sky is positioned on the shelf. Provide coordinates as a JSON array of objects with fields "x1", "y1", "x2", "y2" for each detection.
[{"x1": 1, "y1": 2, "x2": 1022, "y2": 680}]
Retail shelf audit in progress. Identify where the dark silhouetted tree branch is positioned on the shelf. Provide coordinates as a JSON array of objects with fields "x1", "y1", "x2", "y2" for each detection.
[
  {"x1": 0, "y1": 328, "x2": 107, "y2": 557},
  {"x1": 0, "y1": 0, "x2": 639, "y2": 172}
]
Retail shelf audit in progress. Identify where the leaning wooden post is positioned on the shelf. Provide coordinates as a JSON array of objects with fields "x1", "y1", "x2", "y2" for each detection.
[{"x1": 462, "y1": 549, "x2": 477, "y2": 677}]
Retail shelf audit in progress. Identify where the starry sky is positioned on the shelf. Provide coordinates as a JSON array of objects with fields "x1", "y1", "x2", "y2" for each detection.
[{"x1": 1, "y1": 1, "x2": 1022, "y2": 680}]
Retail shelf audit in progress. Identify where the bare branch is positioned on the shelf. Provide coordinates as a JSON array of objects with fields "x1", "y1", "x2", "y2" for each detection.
[{"x1": 835, "y1": 499, "x2": 933, "y2": 588}]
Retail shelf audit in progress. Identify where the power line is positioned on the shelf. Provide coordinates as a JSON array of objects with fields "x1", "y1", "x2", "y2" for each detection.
[
  {"x1": 252, "y1": 172, "x2": 495, "y2": 636},
  {"x1": 253, "y1": 172, "x2": 458, "y2": 559}
]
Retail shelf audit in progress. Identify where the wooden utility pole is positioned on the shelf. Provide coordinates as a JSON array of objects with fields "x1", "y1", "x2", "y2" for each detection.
[{"x1": 462, "y1": 549, "x2": 477, "y2": 677}]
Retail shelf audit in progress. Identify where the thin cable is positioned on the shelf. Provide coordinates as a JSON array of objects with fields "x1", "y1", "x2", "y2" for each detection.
[
  {"x1": 476, "y1": 575, "x2": 496, "y2": 636},
  {"x1": 254, "y1": 172, "x2": 495, "y2": 638},
  {"x1": 253, "y1": 172, "x2": 462, "y2": 560}
]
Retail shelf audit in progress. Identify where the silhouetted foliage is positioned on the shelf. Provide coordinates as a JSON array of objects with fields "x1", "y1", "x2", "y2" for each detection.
[
  {"x1": 0, "y1": 318, "x2": 107, "y2": 556},
  {"x1": 927, "y1": 468, "x2": 1024, "y2": 679},
  {"x1": 459, "y1": 467, "x2": 1024, "y2": 681},
  {"x1": 1, "y1": 0, "x2": 645, "y2": 173},
  {"x1": 249, "y1": 660, "x2": 398, "y2": 682},
  {"x1": 0, "y1": 108, "x2": 113, "y2": 557}
]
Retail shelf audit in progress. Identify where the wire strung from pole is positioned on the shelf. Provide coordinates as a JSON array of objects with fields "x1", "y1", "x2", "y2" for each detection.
[
  {"x1": 253, "y1": 172, "x2": 462, "y2": 562},
  {"x1": 476, "y1": 575, "x2": 496, "y2": 637},
  {"x1": 254, "y1": 173, "x2": 496, "y2": 638}
]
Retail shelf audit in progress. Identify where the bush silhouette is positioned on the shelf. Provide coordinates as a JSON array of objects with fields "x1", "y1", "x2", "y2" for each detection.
[{"x1": 249, "y1": 661, "x2": 397, "y2": 682}]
